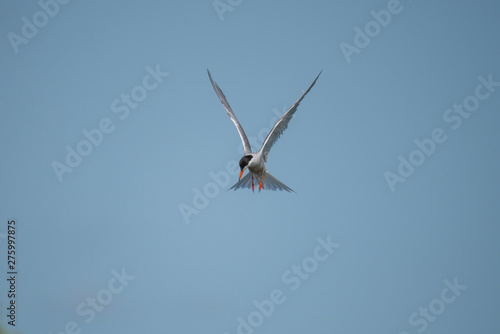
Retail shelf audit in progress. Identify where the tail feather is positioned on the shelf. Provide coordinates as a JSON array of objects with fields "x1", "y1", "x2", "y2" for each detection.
[
  {"x1": 229, "y1": 172, "x2": 254, "y2": 191},
  {"x1": 229, "y1": 171, "x2": 294, "y2": 192},
  {"x1": 262, "y1": 172, "x2": 294, "y2": 192}
]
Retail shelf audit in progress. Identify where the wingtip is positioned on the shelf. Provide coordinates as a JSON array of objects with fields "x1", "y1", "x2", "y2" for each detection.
[
  {"x1": 308, "y1": 70, "x2": 322, "y2": 87},
  {"x1": 315, "y1": 70, "x2": 323, "y2": 80}
]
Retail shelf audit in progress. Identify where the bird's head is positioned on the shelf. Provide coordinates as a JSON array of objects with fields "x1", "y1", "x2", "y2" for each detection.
[{"x1": 238, "y1": 155, "x2": 253, "y2": 180}]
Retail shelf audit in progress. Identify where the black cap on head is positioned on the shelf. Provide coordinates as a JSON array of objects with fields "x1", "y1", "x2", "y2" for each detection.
[{"x1": 239, "y1": 155, "x2": 253, "y2": 170}]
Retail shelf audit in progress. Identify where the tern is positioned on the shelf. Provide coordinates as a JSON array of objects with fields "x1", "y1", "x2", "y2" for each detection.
[{"x1": 208, "y1": 70, "x2": 321, "y2": 192}]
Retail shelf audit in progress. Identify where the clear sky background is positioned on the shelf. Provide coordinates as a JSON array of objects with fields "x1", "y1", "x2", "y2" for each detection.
[{"x1": 1, "y1": 0, "x2": 499, "y2": 333}]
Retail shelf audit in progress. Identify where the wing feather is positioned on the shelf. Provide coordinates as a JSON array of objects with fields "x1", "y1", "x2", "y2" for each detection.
[
  {"x1": 207, "y1": 70, "x2": 252, "y2": 154},
  {"x1": 258, "y1": 71, "x2": 322, "y2": 161}
]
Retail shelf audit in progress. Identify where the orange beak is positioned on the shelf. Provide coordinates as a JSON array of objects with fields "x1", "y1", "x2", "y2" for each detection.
[{"x1": 239, "y1": 168, "x2": 246, "y2": 181}]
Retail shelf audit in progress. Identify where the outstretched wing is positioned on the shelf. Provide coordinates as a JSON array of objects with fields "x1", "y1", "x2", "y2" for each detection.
[
  {"x1": 207, "y1": 70, "x2": 252, "y2": 155},
  {"x1": 258, "y1": 71, "x2": 322, "y2": 161}
]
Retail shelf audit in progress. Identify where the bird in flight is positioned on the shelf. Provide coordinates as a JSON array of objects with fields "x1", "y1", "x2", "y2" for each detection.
[{"x1": 207, "y1": 70, "x2": 321, "y2": 192}]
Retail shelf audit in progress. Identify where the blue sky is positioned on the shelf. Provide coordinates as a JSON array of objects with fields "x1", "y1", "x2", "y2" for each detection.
[{"x1": 1, "y1": 0, "x2": 499, "y2": 333}]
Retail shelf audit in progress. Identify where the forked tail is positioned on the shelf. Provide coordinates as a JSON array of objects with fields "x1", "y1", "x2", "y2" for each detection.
[{"x1": 229, "y1": 171, "x2": 294, "y2": 192}]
